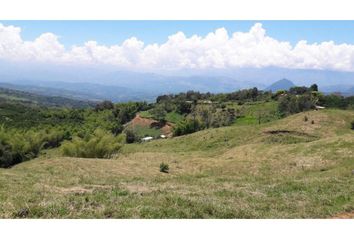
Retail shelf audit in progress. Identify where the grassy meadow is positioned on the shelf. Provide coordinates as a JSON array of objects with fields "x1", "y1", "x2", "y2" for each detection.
[{"x1": 0, "y1": 109, "x2": 353, "y2": 218}]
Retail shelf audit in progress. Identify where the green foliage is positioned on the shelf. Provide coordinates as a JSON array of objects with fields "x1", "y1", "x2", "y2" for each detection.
[
  {"x1": 113, "y1": 102, "x2": 150, "y2": 124},
  {"x1": 278, "y1": 94, "x2": 315, "y2": 117},
  {"x1": 310, "y1": 84, "x2": 318, "y2": 92},
  {"x1": 95, "y1": 100, "x2": 114, "y2": 111},
  {"x1": 61, "y1": 129, "x2": 123, "y2": 158},
  {"x1": 125, "y1": 129, "x2": 137, "y2": 144},
  {"x1": 126, "y1": 126, "x2": 162, "y2": 141},
  {"x1": 173, "y1": 119, "x2": 201, "y2": 136},
  {"x1": 139, "y1": 110, "x2": 153, "y2": 119},
  {"x1": 0, "y1": 126, "x2": 69, "y2": 168},
  {"x1": 165, "y1": 112, "x2": 184, "y2": 124},
  {"x1": 318, "y1": 94, "x2": 354, "y2": 109},
  {"x1": 289, "y1": 86, "x2": 309, "y2": 95},
  {"x1": 159, "y1": 162, "x2": 169, "y2": 173},
  {"x1": 0, "y1": 141, "x2": 13, "y2": 168},
  {"x1": 149, "y1": 105, "x2": 167, "y2": 122}
]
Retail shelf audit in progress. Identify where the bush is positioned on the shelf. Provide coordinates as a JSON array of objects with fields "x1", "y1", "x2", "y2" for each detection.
[
  {"x1": 0, "y1": 142, "x2": 13, "y2": 168},
  {"x1": 304, "y1": 115, "x2": 308, "y2": 122},
  {"x1": 125, "y1": 129, "x2": 137, "y2": 144},
  {"x1": 0, "y1": 126, "x2": 68, "y2": 168},
  {"x1": 61, "y1": 128, "x2": 123, "y2": 158},
  {"x1": 173, "y1": 119, "x2": 201, "y2": 136},
  {"x1": 159, "y1": 162, "x2": 169, "y2": 173},
  {"x1": 351, "y1": 120, "x2": 354, "y2": 130}
]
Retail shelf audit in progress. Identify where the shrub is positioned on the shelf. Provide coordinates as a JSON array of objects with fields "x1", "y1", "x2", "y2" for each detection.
[
  {"x1": 0, "y1": 126, "x2": 68, "y2": 168},
  {"x1": 311, "y1": 120, "x2": 315, "y2": 124},
  {"x1": 351, "y1": 120, "x2": 354, "y2": 130},
  {"x1": 125, "y1": 129, "x2": 137, "y2": 144},
  {"x1": 61, "y1": 128, "x2": 123, "y2": 158},
  {"x1": 173, "y1": 119, "x2": 201, "y2": 136},
  {"x1": 159, "y1": 162, "x2": 169, "y2": 173},
  {"x1": 304, "y1": 115, "x2": 308, "y2": 122},
  {"x1": 0, "y1": 142, "x2": 13, "y2": 168}
]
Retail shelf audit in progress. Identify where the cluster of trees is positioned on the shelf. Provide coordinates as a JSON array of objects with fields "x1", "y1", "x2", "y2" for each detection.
[
  {"x1": 0, "y1": 126, "x2": 70, "y2": 168},
  {"x1": 318, "y1": 94, "x2": 354, "y2": 109},
  {"x1": 278, "y1": 94, "x2": 316, "y2": 116},
  {"x1": 173, "y1": 104, "x2": 236, "y2": 136},
  {"x1": 277, "y1": 84, "x2": 354, "y2": 116},
  {"x1": 0, "y1": 99, "x2": 156, "y2": 167},
  {"x1": 277, "y1": 84, "x2": 319, "y2": 116},
  {"x1": 156, "y1": 88, "x2": 271, "y2": 107}
]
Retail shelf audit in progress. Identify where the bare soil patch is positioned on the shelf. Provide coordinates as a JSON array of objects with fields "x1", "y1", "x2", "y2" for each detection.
[
  {"x1": 125, "y1": 114, "x2": 174, "y2": 136},
  {"x1": 331, "y1": 210, "x2": 354, "y2": 219}
]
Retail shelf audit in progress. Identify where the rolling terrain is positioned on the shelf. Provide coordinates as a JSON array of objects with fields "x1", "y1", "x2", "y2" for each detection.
[
  {"x1": 0, "y1": 109, "x2": 353, "y2": 218},
  {"x1": 0, "y1": 86, "x2": 95, "y2": 108}
]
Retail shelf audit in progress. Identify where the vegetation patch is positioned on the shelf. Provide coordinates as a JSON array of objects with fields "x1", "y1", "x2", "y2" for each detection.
[{"x1": 61, "y1": 128, "x2": 124, "y2": 158}]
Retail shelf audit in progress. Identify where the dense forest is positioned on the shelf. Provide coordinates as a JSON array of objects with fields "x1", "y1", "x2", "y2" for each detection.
[{"x1": 1, "y1": 84, "x2": 353, "y2": 168}]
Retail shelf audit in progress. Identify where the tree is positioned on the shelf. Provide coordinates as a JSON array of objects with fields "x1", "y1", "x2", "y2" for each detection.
[
  {"x1": 173, "y1": 119, "x2": 201, "y2": 136},
  {"x1": 289, "y1": 86, "x2": 309, "y2": 95},
  {"x1": 95, "y1": 100, "x2": 114, "y2": 111},
  {"x1": 310, "y1": 84, "x2": 318, "y2": 92},
  {"x1": 176, "y1": 100, "x2": 192, "y2": 114},
  {"x1": 125, "y1": 130, "x2": 137, "y2": 143},
  {"x1": 150, "y1": 105, "x2": 167, "y2": 123}
]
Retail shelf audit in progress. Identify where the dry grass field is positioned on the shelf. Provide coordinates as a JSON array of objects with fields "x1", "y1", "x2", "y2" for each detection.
[{"x1": 0, "y1": 109, "x2": 353, "y2": 218}]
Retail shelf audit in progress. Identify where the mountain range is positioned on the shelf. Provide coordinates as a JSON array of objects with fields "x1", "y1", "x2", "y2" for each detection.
[{"x1": 0, "y1": 61, "x2": 353, "y2": 102}]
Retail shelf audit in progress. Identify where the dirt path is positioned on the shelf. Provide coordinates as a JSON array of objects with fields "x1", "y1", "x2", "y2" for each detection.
[{"x1": 331, "y1": 210, "x2": 354, "y2": 219}]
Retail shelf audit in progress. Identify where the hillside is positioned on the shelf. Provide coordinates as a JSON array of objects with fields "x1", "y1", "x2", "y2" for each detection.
[
  {"x1": 0, "y1": 86, "x2": 95, "y2": 108},
  {"x1": 0, "y1": 109, "x2": 353, "y2": 218}
]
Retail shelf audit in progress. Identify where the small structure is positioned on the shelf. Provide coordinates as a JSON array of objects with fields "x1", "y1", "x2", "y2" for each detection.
[
  {"x1": 315, "y1": 105, "x2": 325, "y2": 110},
  {"x1": 141, "y1": 136, "x2": 153, "y2": 142}
]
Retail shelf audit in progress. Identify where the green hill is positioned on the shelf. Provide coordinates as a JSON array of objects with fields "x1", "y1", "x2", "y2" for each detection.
[
  {"x1": 0, "y1": 87, "x2": 95, "y2": 108},
  {"x1": 0, "y1": 109, "x2": 353, "y2": 218}
]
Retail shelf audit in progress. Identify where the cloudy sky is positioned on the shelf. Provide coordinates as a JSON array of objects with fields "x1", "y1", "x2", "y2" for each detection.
[{"x1": 1, "y1": 21, "x2": 354, "y2": 72}]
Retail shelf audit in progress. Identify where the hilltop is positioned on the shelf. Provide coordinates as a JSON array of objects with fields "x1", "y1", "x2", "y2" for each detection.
[
  {"x1": 265, "y1": 79, "x2": 295, "y2": 92},
  {"x1": 0, "y1": 109, "x2": 353, "y2": 218}
]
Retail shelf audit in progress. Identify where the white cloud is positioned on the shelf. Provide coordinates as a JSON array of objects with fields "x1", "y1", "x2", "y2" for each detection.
[{"x1": 1, "y1": 22, "x2": 354, "y2": 72}]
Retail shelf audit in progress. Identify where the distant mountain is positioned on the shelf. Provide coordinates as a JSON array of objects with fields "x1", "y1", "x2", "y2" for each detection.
[
  {"x1": 265, "y1": 79, "x2": 296, "y2": 92},
  {"x1": 1, "y1": 61, "x2": 354, "y2": 100},
  {"x1": 0, "y1": 86, "x2": 95, "y2": 108}
]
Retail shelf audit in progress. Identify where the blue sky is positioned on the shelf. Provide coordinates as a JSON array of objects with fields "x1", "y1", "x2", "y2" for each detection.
[{"x1": 2, "y1": 20, "x2": 354, "y2": 47}]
